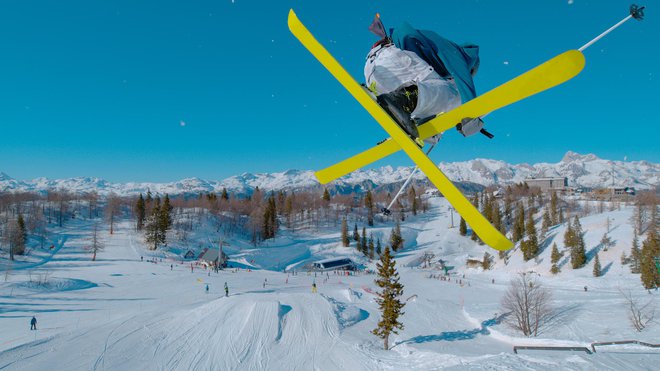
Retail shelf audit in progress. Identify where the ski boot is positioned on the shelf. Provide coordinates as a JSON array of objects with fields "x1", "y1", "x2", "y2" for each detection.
[{"x1": 377, "y1": 87, "x2": 424, "y2": 147}]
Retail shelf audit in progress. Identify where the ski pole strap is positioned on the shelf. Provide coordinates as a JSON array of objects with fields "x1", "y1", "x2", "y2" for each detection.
[{"x1": 480, "y1": 128, "x2": 494, "y2": 139}]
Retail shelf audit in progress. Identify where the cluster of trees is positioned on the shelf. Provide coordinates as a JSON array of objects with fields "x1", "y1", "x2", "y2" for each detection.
[
  {"x1": 3, "y1": 214, "x2": 27, "y2": 260},
  {"x1": 340, "y1": 218, "x2": 395, "y2": 260},
  {"x1": 125, "y1": 184, "x2": 426, "y2": 251},
  {"x1": 564, "y1": 216, "x2": 587, "y2": 269},
  {"x1": 135, "y1": 192, "x2": 173, "y2": 250},
  {"x1": 0, "y1": 191, "x2": 130, "y2": 261}
]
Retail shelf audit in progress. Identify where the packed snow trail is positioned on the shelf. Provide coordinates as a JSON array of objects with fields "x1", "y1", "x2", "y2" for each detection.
[{"x1": 2, "y1": 201, "x2": 660, "y2": 370}]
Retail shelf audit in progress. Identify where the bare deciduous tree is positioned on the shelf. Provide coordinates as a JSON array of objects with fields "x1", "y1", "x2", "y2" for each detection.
[
  {"x1": 621, "y1": 290, "x2": 655, "y2": 332},
  {"x1": 88, "y1": 223, "x2": 104, "y2": 261},
  {"x1": 501, "y1": 273, "x2": 554, "y2": 337},
  {"x1": 105, "y1": 194, "x2": 122, "y2": 234}
]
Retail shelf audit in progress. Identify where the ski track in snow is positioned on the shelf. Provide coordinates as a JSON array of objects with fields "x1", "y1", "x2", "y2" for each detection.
[{"x1": 1, "y1": 201, "x2": 660, "y2": 370}]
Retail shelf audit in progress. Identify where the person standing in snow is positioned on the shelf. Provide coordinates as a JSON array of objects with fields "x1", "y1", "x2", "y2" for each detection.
[
  {"x1": 30, "y1": 316, "x2": 37, "y2": 330},
  {"x1": 311, "y1": 282, "x2": 317, "y2": 293},
  {"x1": 205, "y1": 284, "x2": 209, "y2": 294},
  {"x1": 224, "y1": 282, "x2": 229, "y2": 297}
]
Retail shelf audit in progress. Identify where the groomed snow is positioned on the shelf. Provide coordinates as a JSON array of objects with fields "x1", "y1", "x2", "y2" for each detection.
[{"x1": 1, "y1": 198, "x2": 658, "y2": 370}]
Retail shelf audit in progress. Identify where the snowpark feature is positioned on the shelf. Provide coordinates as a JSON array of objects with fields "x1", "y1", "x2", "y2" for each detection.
[{"x1": 2, "y1": 197, "x2": 659, "y2": 370}]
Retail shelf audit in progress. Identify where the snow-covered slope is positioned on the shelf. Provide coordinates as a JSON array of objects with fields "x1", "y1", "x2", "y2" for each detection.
[
  {"x1": 2, "y1": 198, "x2": 659, "y2": 370},
  {"x1": 1, "y1": 151, "x2": 658, "y2": 196}
]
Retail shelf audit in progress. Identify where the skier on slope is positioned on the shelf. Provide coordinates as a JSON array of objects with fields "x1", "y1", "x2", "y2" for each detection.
[
  {"x1": 364, "y1": 14, "x2": 489, "y2": 145},
  {"x1": 30, "y1": 316, "x2": 37, "y2": 330}
]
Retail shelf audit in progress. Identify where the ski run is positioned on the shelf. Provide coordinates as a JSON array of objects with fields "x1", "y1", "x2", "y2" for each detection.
[{"x1": 1, "y1": 196, "x2": 659, "y2": 370}]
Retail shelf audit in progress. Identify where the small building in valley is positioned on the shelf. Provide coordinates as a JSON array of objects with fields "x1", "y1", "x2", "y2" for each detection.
[
  {"x1": 524, "y1": 177, "x2": 568, "y2": 193},
  {"x1": 197, "y1": 247, "x2": 228, "y2": 268},
  {"x1": 312, "y1": 257, "x2": 356, "y2": 271}
]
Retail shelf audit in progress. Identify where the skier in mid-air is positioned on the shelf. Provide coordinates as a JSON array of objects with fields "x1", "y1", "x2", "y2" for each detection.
[{"x1": 364, "y1": 14, "x2": 490, "y2": 146}]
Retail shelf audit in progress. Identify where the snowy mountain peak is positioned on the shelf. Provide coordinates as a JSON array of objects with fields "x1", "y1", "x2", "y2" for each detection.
[
  {"x1": 561, "y1": 151, "x2": 599, "y2": 163},
  {"x1": 1, "y1": 152, "x2": 658, "y2": 196}
]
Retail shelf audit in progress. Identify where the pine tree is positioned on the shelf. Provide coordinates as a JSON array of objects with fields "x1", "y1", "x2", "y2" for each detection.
[
  {"x1": 512, "y1": 202, "x2": 525, "y2": 242},
  {"x1": 550, "y1": 243, "x2": 561, "y2": 264},
  {"x1": 630, "y1": 232, "x2": 641, "y2": 273},
  {"x1": 362, "y1": 227, "x2": 368, "y2": 256},
  {"x1": 593, "y1": 253, "x2": 601, "y2": 277},
  {"x1": 376, "y1": 238, "x2": 382, "y2": 256},
  {"x1": 491, "y1": 200, "x2": 504, "y2": 234},
  {"x1": 522, "y1": 211, "x2": 538, "y2": 261},
  {"x1": 145, "y1": 199, "x2": 162, "y2": 250},
  {"x1": 221, "y1": 187, "x2": 229, "y2": 201},
  {"x1": 322, "y1": 188, "x2": 331, "y2": 202},
  {"x1": 368, "y1": 233, "x2": 375, "y2": 260},
  {"x1": 504, "y1": 192, "x2": 514, "y2": 227},
  {"x1": 470, "y1": 193, "x2": 481, "y2": 243},
  {"x1": 270, "y1": 194, "x2": 278, "y2": 236},
  {"x1": 550, "y1": 263, "x2": 560, "y2": 274},
  {"x1": 640, "y1": 229, "x2": 660, "y2": 289},
  {"x1": 15, "y1": 214, "x2": 27, "y2": 255},
  {"x1": 541, "y1": 208, "x2": 552, "y2": 238},
  {"x1": 482, "y1": 193, "x2": 493, "y2": 222},
  {"x1": 353, "y1": 224, "x2": 359, "y2": 242},
  {"x1": 263, "y1": 199, "x2": 273, "y2": 239},
  {"x1": 559, "y1": 207, "x2": 565, "y2": 224},
  {"x1": 262, "y1": 194, "x2": 278, "y2": 239},
  {"x1": 285, "y1": 194, "x2": 294, "y2": 230},
  {"x1": 390, "y1": 222, "x2": 403, "y2": 251},
  {"x1": 136, "y1": 193, "x2": 146, "y2": 231},
  {"x1": 365, "y1": 190, "x2": 374, "y2": 227},
  {"x1": 372, "y1": 246, "x2": 405, "y2": 350},
  {"x1": 157, "y1": 194, "x2": 173, "y2": 246},
  {"x1": 162, "y1": 194, "x2": 173, "y2": 229},
  {"x1": 550, "y1": 192, "x2": 559, "y2": 225},
  {"x1": 341, "y1": 218, "x2": 350, "y2": 247},
  {"x1": 459, "y1": 217, "x2": 467, "y2": 236},
  {"x1": 570, "y1": 216, "x2": 587, "y2": 269},
  {"x1": 409, "y1": 187, "x2": 418, "y2": 216}
]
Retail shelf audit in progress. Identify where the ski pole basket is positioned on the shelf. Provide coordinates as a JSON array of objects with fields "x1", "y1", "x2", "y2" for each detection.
[{"x1": 630, "y1": 4, "x2": 645, "y2": 21}]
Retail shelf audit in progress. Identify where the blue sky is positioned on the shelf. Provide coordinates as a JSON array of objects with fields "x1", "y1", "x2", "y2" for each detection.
[{"x1": 0, "y1": 0, "x2": 657, "y2": 182}]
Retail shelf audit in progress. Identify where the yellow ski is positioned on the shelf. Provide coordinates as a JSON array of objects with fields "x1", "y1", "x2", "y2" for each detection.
[
  {"x1": 289, "y1": 9, "x2": 513, "y2": 250},
  {"x1": 315, "y1": 51, "x2": 585, "y2": 184}
]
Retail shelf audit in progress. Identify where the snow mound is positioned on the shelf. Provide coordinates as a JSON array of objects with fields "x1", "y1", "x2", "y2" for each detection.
[
  {"x1": 12, "y1": 278, "x2": 97, "y2": 292},
  {"x1": 323, "y1": 294, "x2": 369, "y2": 330}
]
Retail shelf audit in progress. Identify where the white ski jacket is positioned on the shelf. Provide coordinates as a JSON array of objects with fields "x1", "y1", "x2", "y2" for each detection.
[{"x1": 364, "y1": 43, "x2": 460, "y2": 120}]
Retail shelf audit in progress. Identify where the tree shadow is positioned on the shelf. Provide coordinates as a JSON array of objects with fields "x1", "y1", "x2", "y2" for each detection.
[
  {"x1": 538, "y1": 231, "x2": 559, "y2": 257},
  {"x1": 542, "y1": 303, "x2": 581, "y2": 335},
  {"x1": 394, "y1": 313, "x2": 506, "y2": 347}
]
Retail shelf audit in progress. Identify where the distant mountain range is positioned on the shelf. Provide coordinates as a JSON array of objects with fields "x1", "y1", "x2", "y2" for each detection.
[{"x1": 1, "y1": 151, "x2": 658, "y2": 197}]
